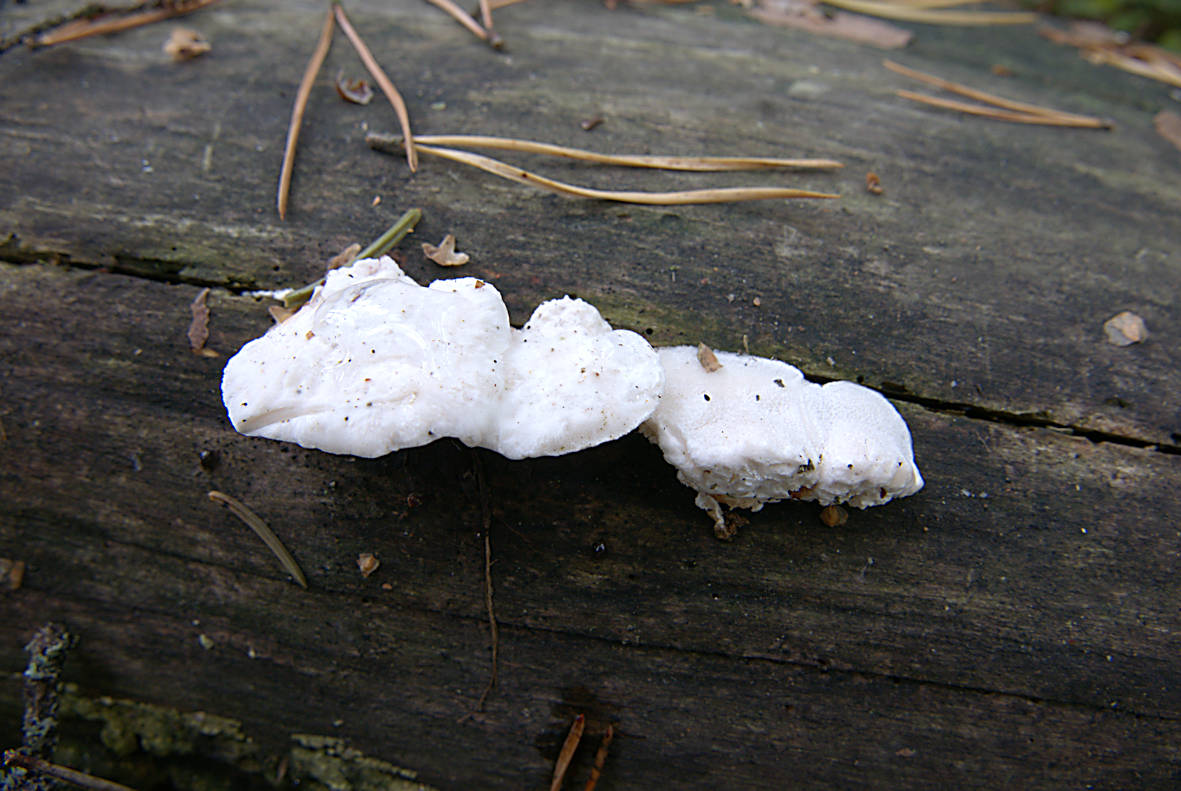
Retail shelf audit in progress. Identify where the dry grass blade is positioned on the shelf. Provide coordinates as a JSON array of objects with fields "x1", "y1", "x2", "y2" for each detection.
[
  {"x1": 894, "y1": 89, "x2": 1112, "y2": 127},
  {"x1": 334, "y1": 3, "x2": 418, "y2": 171},
  {"x1": 401, "y1": 134, "x2": 843, "y2": 170},
  {"x1": 278, "y1": 8, "x2": 335, "y2": 220},
  {"x1": 550, "y1": 714, "x2": 585, "y2": 791},
  {"x1": 32, "y1": 0, "x2": 221, "y2": 47},
  {"x1": 208, "y1": 490, "x2": 309, "y2": 588},
  {"x1": 488, "y1": 0, "x2": 529, "y2": 9},
  {"x1": 407, "y1": 144, "x2": 839, "y2": 204},
  {"x1": 424, "y1": 0, "x2": 492, "y2": 42},
  {"x1": 883, "y1": 59, "x2": 1101, "y2": 122},
  {"x1": 2, "y1": 753, "x2": 138, "y2": 791},
  {"x1": 822, "y1": 0, "x2": 1035, "y2": 24}
]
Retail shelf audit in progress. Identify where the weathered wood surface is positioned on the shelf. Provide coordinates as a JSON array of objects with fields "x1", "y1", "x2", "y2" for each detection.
[{"x1": 2, "y1": 1, "x2": 1180, "y2": 788}]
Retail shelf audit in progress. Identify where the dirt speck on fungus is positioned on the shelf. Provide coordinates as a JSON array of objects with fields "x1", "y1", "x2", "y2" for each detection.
[{"x1": 696, "y1": 342, "x2": 722, "y2": 372}]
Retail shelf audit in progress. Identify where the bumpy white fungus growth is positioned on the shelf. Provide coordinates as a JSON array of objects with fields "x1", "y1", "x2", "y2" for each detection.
[
  {"x1": 641, "y1": 346, "x2": 923, "y2": 531},
  {"x1": 222, "y1": 257, "x2": 663, "y2": 459}
]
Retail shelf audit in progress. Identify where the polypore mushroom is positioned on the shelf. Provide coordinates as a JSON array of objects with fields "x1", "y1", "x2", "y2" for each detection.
[
  {"x1": 640, "y1": 346, "x2": 923, "y2": 535},
  {"x1": 222, "y1": 257, "x2": 663, "y2": 459}
]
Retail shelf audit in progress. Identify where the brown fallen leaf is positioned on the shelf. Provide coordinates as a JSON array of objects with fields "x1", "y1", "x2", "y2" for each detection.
[
  {"x1": 335, "y1": 72, "x2": 374, "y2": 105},
  {"x1": 866, "y1": 171, "x2": 884, "y2": 195},
  {"x1": 327, "y1": 242, "x2": 362, "y2": 270},
  {"x1": 0, "y1": 557, "x2": 26, "y2": 591},
  {"x1": 748, "y1": 0, "x2": 912, "y2": 49},
  {"x1": 188, "y1": 287, "x2": 218, "y2": 356},
  {"x1": 357, "y1": 553, "x2": 380, "y2": 578},
  {"x1": 1154, "y1": 110, "x2": 1181, "y2": 153},
  {"x1": 819, "y1": 504, "x2": 848, "y2": 527},
  {"x1": 164, "y1": 27, "x2": 211, "y2": 61},
  {"x1": 423, "y1": 234, "x2": 470, "y2": 266},
  {"x1": 1103, "y1": 311, "x2": 1148, "y2": 346}
]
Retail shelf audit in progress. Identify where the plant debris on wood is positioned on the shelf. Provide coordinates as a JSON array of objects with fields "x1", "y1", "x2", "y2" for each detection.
[
  {"x1": 1041, "y1": 22, "x2": 1181, "y2": 89},
  {"x1": 1103, "y1": 311, "x2": 1148, "y2": 346},
  {"x1": 335, "y1": 72, "x2": 374, "y2": 104},
  {"x1": 368, "y1": 134, "x2": 841, "y2": 205},
  {"x1": 27, "y1": 0, "x2": 222, "y2": 49},
  {"x1": 884, "y1": 59, "x2": 1113, "y2": 128},
  {"x1": 334, "y1": 4, "x2": 417, "y2": 171},
  {"x1": 357, "y1": 553, "x2": 380, "y2": 577},
  {"x1": 164, "y1": 27, "x2": 211, "y2": 61},
  {"x1": 425, "y1": 0, "x2": 502, "y2": 48},
  {"x1": 745, "y1": 0, "x2": 913, "y2": 49},
  {"x1": 1155, "y1": 110, "x2": 1181, "y2": 152},
  {"x1": 550, "y1": 714, "x2": 585, "y2": 791},
  {"x1": 208, "y1": 490, "x2": 308, "y2": 588},
  {"x1": 422, "y1": 234, "x2": 470, "y2": 266},
  {"x1": 820, "y1": 504, "x2": 849, "y2": 526},
  {"x1": 188, "y1": 287, "x2": 217, "y2": 357},
  {"x1": 0, "y1": 557, "x2": 25, "y2": 591},
  {"x1": 819, "y1": 0, "x2": 1035, "y2": 26},
  {"x1": 278, "y1": 7, "x2": 335, "y2": 220},
  {"x1": 584, "y1": 725, "x2": 615, "y2": 791},
  {"x1": 372, "y1": 133, "x2": 844, "y2": 171}
]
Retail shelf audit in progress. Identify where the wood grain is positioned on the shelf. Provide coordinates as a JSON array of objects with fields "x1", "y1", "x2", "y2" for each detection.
[{"x1": 1, "y1": 0, "x2": 1180, "y2": 787}]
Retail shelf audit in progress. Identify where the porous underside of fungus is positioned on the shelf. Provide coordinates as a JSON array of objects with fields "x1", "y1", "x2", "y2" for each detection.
[
  {"x1": 221, "y1": 257, "x2": 664, "y2": 459},
  {"x1": 641, "y1": 346, "x2": 923, "y2": 528}
]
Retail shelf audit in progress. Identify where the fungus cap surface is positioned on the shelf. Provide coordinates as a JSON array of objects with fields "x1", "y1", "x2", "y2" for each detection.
[
  {"x1": 221, "y1": 257, "x2": 663, "y2": 459},
  {"x1": 641, "y1": 346, "x2": 923, "y2": 519}
]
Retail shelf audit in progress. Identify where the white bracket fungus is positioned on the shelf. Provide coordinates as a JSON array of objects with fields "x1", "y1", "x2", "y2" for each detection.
[
  {"x1": 640, "y1": 346, "x2": 923, "y2": 534},
  {"x1": 223, "y1": 261, "x2": 923, "y2": 535},
  {"x1": 221, "y1": 257, "x2": 664, "y2": 459}
]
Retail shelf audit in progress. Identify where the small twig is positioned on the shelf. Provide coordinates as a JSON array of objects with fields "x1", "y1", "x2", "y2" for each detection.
[
  {"x1": 21, "y1": 624, "x2": 75, "y2": 760},
  {"x1": 424, "y1": 0, "x2": 491, "y2": 43},
  {"x1": 357, "y1": 207, "x2": 424, "y2": 258},
  {"x1": 277, "y1": 8, "x2": 335, "y2": 220},
  {"x1": 473, "y1": 454, "x2": 500, "y2": 712},
  {"x1": 404, "y1": 143, "x2": 839, "y2": 204},
  {"x1": 883, "y1": 59, "x2": 1108, "y2": 125},
  {"x1": 369, "y1": 133, "x2": 843, "y2": 171},
  {"x1": 3, "y1": 753, "x2": 138, "y2": 791},
  {"x1": 208, "y1": 490, "x2": 308, "y2": 588},
  {"x1": 30, "y1": 0, "x2": 221, "y2": 48},
  {"x1": 550, "y1": 714, "x2": 585, "y2": 791},
  {"x1": 334, "y1": 3, "x2": 417, "y2": 171},
  {"x1": 582, "y1": 725, "x2": 615, "y2": 791},
  {"x1": 4, "y1": 753, "x2": 133, "y2": 791}
]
